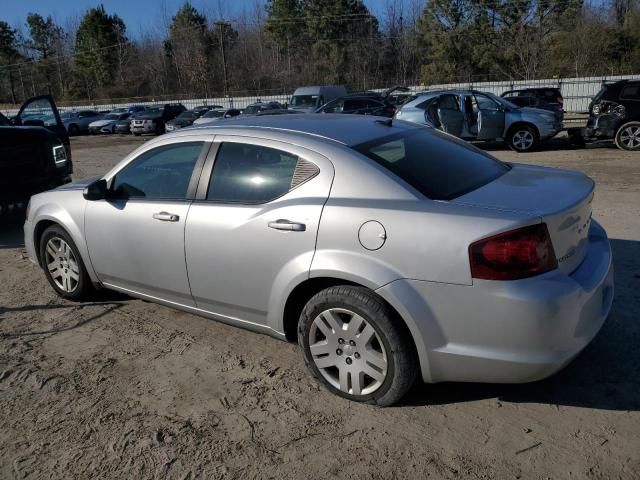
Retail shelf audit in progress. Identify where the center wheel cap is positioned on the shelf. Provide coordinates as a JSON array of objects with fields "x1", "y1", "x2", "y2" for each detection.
[{"x1": 343, "y1": 344, "x2": 354, "y2": 356}]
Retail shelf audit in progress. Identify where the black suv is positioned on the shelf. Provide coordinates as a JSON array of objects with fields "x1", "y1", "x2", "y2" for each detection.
[
  {"x1": 581, "y1": 80, "x2": 640, "y2": 151},
  {"x1": 501, "y1": 88, "x2": 564, "y2": 121},
  {"x1": 0, "y1": 95, "x2": 72, "y2": 213},
  {"x1": 130, "y1": 103, "x2": 187, "y2": 136}
]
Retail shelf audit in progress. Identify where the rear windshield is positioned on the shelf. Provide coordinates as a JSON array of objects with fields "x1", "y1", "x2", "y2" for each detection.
[{"x1": 354, "y1": 129, "x2": 509, "y2": 200}]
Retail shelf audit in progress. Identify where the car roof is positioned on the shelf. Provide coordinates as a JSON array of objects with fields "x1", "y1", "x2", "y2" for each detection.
[{"x1": 187, "y1": 113, "x2": 420, "y2": 146}]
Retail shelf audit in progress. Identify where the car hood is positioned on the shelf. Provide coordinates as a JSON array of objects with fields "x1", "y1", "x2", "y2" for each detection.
[
  {"x1": 90, "y1": 119, "x2": 115, "y2": 127},
  {"x1": 54, "y1": 175, "x2": 101, "y2": 191},
  {"x1": 135, "y1": 112, "x2": 162, "y2": 120},
  {"x1": 519, "y1": 106, "x2": 556, "y2": 117},
  {"x1": 167, "y1": 118, "x2": 193, "y2": 127}
]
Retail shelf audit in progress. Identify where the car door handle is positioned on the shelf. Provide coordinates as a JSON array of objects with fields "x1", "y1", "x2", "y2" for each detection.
[
  {"x1": 268, "y1": 219, "x2": 306, "y2": 231},
  {"x1": 152, "y1": 212, "x2": 180, "y2": 222}
]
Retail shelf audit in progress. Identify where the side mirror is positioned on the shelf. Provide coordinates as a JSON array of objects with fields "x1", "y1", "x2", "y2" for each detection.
[{"x1": 83, "y1": 179, "x2": 108, "y2": 201}]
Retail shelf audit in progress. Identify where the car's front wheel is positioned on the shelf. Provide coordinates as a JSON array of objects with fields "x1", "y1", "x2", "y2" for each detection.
[
  {"x1": 298, "y1": 286, "x2": 417, "y2": 406},
  {"x1": 39, "y1": 225, "x2": 92, "y2": 300},
  {"x1": 508, "y1": 124, "x2": 540, "y2": 152},
  {"x1": 615, "y1": 121, "x2": 640, "y2": 151}
]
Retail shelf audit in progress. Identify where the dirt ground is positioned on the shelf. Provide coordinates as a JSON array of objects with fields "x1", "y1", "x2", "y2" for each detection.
[{"x1": 1, "y1": 134, "x2": 639, "y2": 480}]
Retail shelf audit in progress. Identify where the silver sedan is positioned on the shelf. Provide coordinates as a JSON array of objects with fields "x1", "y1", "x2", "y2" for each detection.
[{"x1": 23, "y1": 115, "x2": 613, "y2": 405}]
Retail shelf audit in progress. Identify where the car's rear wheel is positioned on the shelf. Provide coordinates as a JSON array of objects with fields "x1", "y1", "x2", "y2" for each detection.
[
  {"x1": 298, "y1": 286, "x2": 417, "y2": 406},
  {"x1": 508, "y1": 124, "x2": 539, "y2": 152},
  {"x1": 39, "y1": 225, "x2": 92, "y2": 300},
  {"x1": 615, "y1": 121, "x2": 640, "y2": 151},
  {"x1": 68, "y1": 124, "x2": 79, "y2": 136}
]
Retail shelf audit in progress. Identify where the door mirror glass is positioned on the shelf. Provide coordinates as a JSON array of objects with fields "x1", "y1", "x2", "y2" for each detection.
[{"x1": 83, "y1": 179, "x2": 108, "y2": 201}]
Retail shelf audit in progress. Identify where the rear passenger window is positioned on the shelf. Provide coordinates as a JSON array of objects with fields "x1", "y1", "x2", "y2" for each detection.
[
  {"x1": 207, "y1": 143, "x2": 319, "y2": 203},
  {"x1": 621, "y1": 85, "x2": 640, "y2": 100}
]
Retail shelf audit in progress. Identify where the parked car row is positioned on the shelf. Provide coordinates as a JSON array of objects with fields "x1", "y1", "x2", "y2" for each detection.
[{"x1": 9, "y1": 80, "x2": 637, "y2": 151}]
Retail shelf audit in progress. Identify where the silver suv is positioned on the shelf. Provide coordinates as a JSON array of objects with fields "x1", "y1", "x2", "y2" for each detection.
[{"x1": 396, "y1": 90, "x2": 562, "y2": 152}]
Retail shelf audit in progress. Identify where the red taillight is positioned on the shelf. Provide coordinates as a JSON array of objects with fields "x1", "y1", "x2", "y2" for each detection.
[{"x1": 469, "y1": 223, "x2": 557, "y2": 280}]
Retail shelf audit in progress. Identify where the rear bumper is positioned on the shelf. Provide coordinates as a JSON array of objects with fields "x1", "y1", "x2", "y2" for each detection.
[
  {"x1": 539, "y1": 122, "x2": 563, "y2": 140},
  {"x1": 377, "y1": 220, "x2": 613, "y2": 384},
  {"x1": 583, "y1": 115, "x2": 621, "y2": 140}
]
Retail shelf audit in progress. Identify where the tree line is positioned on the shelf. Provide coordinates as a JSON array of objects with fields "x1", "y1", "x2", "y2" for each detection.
[{"x1": 0, "y1": 0, "x2": 639, "y2": 105}]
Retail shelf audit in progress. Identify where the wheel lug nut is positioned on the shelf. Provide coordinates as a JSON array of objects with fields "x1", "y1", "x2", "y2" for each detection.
[
  {"x1": 349, "y1": 340, "x2": 356, "y2": 346},
  {"x1": 354, "y1": 352, "x2": 360, "y2": 359},
  {"x1": 346, "y1": 358, "x2": 352, "y2": 365},
  {"x1": 336, "y1": 349, "x2": 342, "y2": 356},
  {"x1": 338, "y1": 338, "x2": 344, "y2": 344}
]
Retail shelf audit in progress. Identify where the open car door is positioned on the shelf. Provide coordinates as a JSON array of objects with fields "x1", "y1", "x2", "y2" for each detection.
[
  {"x1": 436, "y1": 94, "x2": 464, "y2": 136},
  {"x1": 16, "y1": 95, "x2": 70, "y2": 156},
  {"x1": 474, "y1": 93, "x2": 505, "y2": 140}
]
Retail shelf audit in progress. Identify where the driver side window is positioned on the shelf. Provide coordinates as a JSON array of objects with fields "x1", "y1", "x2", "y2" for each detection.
[{"x1": 111, "y1": 142, "x2": 204, "y2": 200}]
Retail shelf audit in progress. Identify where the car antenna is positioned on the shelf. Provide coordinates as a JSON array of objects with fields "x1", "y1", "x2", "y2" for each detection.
[{"x1": 375, "y1": 118, "x2": 393, "y2": 127}]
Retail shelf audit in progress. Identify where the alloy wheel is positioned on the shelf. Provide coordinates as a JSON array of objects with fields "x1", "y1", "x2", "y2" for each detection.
[
  {"x1": 309, "y1": 308, "x2": 388, "y2": 396},
  {"x1": 512, "y1": 130, "x2": 534, "y2": 151},
  {"x1": 44, "y1": 237, "x2": 80, "y2": 293},
  {"x1": 620, "y1": 125, "x2": 640, "y2": 149}
]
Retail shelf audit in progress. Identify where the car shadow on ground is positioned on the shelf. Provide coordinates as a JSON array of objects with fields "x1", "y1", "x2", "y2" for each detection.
[{"x1": 403, "y1": 238, "x2": 640, "y2": 412}]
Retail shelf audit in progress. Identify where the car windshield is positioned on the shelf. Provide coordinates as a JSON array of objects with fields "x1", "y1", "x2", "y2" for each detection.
[
  {"x1": 354, "y1": 129, "x2": 509, "y2": 200},
  {"x1": 203, "y1": 110, "x2": 225, "y2": 118},
  {"x1": 176, "y1": 112, "x2": 196, "y2": 120},
  {"x1": 290, "y1": 95, "x2": 319, "y2": 108},
  {"x1": 104, "y1": 113, "x2": 120, "y2": 120},
  {"x1": 59, "y1": 112, "x2": 75, "y2": 120}
]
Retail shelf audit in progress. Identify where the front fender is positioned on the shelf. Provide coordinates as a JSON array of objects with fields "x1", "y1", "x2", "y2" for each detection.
[{"x1": 30, "y1": 199, "x2": 99, "y2": 283}]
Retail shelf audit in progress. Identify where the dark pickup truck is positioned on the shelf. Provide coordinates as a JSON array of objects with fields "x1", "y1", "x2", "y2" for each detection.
[{"x1": 0, "y1": 95, "x2": 72, "y2": 213}]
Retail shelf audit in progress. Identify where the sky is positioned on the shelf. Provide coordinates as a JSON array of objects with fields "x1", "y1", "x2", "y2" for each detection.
[{"x1": 1, "y1": 0, "x2": 400, "y2": 38}]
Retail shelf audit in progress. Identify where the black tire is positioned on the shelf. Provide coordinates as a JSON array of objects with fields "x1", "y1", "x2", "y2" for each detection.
[
  {"x1": 507, "y1": 124, "x2": 540, "y2": 152},
  {"x1": 39, "y1": 225, "x2": 92, "y2": 300},
  {"x1": 298, "y1": 285, "x2": 417, "y2": 406},
  {"x1": 614, "y1": 121, "x2": 640, "y2": 151},
  {"x1": 68, "y1": 124, "x2": 80, "y2": 136},
  {"x1": 155, "y1": 122, "x2": 165, "y2": 135},
  {"x1": 134, "y1": 132, "x2": 141, "y2": 136}
]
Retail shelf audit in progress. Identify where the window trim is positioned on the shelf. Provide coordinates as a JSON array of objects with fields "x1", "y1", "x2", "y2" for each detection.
[
  {"x1": 107, "y1": 140, "x2": 211, "y2": 202},
  {"x1": 194, "y1": 139, "x2": 319, "y2": 205}
]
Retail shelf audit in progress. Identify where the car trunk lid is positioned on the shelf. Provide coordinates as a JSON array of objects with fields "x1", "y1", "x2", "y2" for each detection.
[{"x1": 452, "y1": 163, "x2": 595, "y2": 274}]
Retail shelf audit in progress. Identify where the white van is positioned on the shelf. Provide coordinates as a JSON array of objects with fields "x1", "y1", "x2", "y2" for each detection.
[{"x1": 288, "y1": 85, "x2": 348, "y2": 113}]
